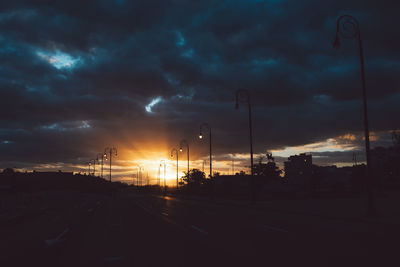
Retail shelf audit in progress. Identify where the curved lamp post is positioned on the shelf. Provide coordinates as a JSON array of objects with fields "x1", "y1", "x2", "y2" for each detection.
[
  {"x1": 171, "y1": 148, "x2": 179, "y2": 188},
  {"x1": 333, "y1": 15, "x2": 376, "y2": 216},
  {"x1": 138, "y1": 166, "x2": 144, "y2": 186},
  {"x1": 104, "y1": 147, "x2": 117, "y2": 182},
  {"x1": 134, "y1": 167, "x2": 138, "y2": 187},
  {"x1": 235, "y1": 89, "x2": 255, "y2": 202},
  {"x1": 179, "y1": 140, "x2": 189, "y2": 176},
  {"x1": 135, "y1": 165, "x2": 144, "y2": 187},
  {"x1": 96, "y1": 153, "x2": 104, "y2": 178},
  {"x1": 160, "y1": 160, "x2": 166, "y2": 195},
  {"x1": 139, "y1": 166, "x2": 144, "y2": 186},
  {"x1": 199, "y1": 123, "x2": 212, "y2": 179},
  {"x1": 158, "y1": 163, "x2": 161, "y2": 187},
  {"x1": 91, "y1": 159, "x2": 96, "y2": 176},
  {"x1": 136, "y1": 167, "x2": 139, "y2": 187},
  {"x1": 88, "y1": 162, "x2": 91, "y2": 176}
]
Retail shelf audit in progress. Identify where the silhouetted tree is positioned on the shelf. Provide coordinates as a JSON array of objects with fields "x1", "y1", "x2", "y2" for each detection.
[
  {"x1": 2, "y1": 168, "x2": 15, "y2": 175},
  {"x1": 182, "y1": 169, "x2": 207, "y2": 188},
  {"x1": 253, "y1": 154, "x2": 282, "y2": 180}
]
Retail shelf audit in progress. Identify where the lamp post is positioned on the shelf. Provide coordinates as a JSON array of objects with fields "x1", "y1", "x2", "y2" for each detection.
[
  {"x1": 91, "y1": 159, "x2": 96, "y2": 176},
  {"x1": 96, "y1": 153, "x2": 105, "y2": 178},
  {"x1": 333, "y1": 14, "x2": 376, "y2": 217},
  {"x1": 171, "y1": 149, "x2": 179, "y2": 188},
  {"x1": 160, "y1": 160, "x2": 166, "y2": 195},
  {"x1": 88, "y1": 162, "x2": 91, "y2": 176},
  {"x1": 136, "y1": 168, "x2": 139, "y2": 187},
  {"x1": 135, "y1": 166, "x2": 144, "y2": 187},
  {"x1": 133, "y1": 168, "x2": 137, "y2": 187},
  {"x1": 158, "y1": 163, "x2": 161, "y2": 187},
  {"x1": 199, "y1": 123, "x2": 212, "y2": 179},
  {"x1": 104, "y1": 147, "x2": 117, "y2": 182},
  {"x1": 139, "y1": 166, "x2": 144, "y2": 186},
  {"x1": 232, "y1": 156, "x2": 235, "y2": 175},
  {"x1": 179, "y1": 140, "x2": 189, "y2": 176},
  {"x1": 235, "y1": 89, "x2": 255, "y2": 202}
]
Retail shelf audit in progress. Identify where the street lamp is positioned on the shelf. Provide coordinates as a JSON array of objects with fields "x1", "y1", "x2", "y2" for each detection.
[
  {"x1": 91, "y1": 159, "x2": 96, "y2": 176},
  {"x1": 139, "y1": 166, "x2": 144, "y2": 186},
  {"x1": 104, "y1": 147, "x2": 117, "y2": 182},
  {"x1": 158, "y1": 163, "x2": 161, "y2": 187},
  {"x1": 133, "y1": 167, "x2": 137, "y2": 187},
  {"x1": 135, "y1": 165, "x2": 144, "y2": 187},
  {"x1": 160, "y1": 160, "x2": 166, "y2": 195},
  {"x1": 96, "y1": 153, "x2": 105, "y2": 178},
  {"x1": 88, "y1": 162, "x2": 91, "y2": 176},
  {"x1": 171, "y1": 148, "x2": 179, "y2": 188},
  {"x1": 179, "y1": 140, "x2": 189, "y2": 177},
  {"x1": 136, "y1": 167, "x2": 139, "y2": 187},
  {"x1": 333, "y1": 14, "x2": 376, "y2": 216},
  {"x1": 199, "y1": 123, "x2": 212, "y2": 179},
  {"x1": 235, "y1": 89, "x2": 255, "y2": 202}
]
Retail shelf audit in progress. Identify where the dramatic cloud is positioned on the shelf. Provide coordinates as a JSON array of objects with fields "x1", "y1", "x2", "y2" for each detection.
[{"x1": 0, "y1": 0, "x2": 399, "y2": 180}]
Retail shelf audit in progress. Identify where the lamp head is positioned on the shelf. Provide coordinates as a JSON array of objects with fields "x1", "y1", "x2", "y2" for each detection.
[
  {"x1": 199, "y1": 133, "x2": 203, "y2": 139},
  {"x1": 179, "y1": 148, "x2": 183, "y2": 152}
]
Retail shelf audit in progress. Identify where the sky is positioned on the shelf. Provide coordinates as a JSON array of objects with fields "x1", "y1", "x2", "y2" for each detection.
[{"x1": 0, "y1": 0, "x2": 399, "y2": 184}]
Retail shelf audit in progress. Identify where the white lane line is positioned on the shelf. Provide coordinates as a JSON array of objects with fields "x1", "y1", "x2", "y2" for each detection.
[
  {"x1": 45, "y1": 228, "x2": 70, "y2": 246},
  {"x1": 161, "y1": 212, "x2": 169, "y2": 216},
  {"x1": 259, "y1": 224, "x2": 289, "y2": 233},
  {"x1": 134, "y1": 202, "x2": 183, "y2": 229},
  {"x1": 191, "y1": 225, "x2": 209, "y2": 235}
]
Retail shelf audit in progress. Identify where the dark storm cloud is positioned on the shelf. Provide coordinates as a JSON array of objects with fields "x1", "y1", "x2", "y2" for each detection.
[{"x1": 0, "y1": 0, "x2": 400, "y2": 169}]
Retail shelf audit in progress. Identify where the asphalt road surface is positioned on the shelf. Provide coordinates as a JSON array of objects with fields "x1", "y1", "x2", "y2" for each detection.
[{"x1": 1, "y1": 190, "x2": 398, "y2": 266}]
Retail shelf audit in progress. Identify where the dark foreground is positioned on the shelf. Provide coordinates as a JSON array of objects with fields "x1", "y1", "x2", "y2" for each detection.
[{"x1": 1, "y1": 189, "x2": 399, "y2": 267}]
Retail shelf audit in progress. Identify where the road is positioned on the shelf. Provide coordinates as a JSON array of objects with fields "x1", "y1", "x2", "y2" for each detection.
[{"x1": 1, "y1": 190, "x2": 398, "y2": 266}]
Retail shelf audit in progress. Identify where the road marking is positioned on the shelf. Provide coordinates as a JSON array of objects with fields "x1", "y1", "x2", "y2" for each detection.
[
  {"x1": 45, "y1": 228, "x2": 69, "y2": 246},
  {"x1": 161, "y1": 212, "x2": 169, "y2": 216},
  {"x1": 259, "y1": 224, "x2": 288, "y2": 233},
  {"x1": 135, "y1": 202, "x2": 183, "y2": 229},
  {"x1": 191, "y1": 225, "x2": 208, "y2": 235}
]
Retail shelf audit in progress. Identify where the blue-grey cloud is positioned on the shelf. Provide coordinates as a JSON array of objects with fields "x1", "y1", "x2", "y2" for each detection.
[{"x1": 0, "y1": 0, "x2": 399, "y2": 169}]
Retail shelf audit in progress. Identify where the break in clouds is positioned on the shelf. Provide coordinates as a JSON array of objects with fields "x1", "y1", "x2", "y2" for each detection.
[{"x1": 0, "y1": 0, "x2": 399, "y2": 171}]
